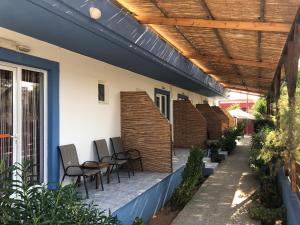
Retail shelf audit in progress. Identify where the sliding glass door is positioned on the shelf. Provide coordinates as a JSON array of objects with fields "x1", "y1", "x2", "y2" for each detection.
[
  {"x1": 0, "y1": 65, "x2": 14, "y2": 169},
  {"x1": 0, "y1": 63, "x2": 46, "y2": 182}
]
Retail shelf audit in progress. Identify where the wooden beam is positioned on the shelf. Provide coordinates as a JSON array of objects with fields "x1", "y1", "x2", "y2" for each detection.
[
  {"x1": 196, "y1": 0, "x2": 248, "y2": 90},
  {"x1": 136, "y1": 16, "x2": 291, "y2": 32},
  {"x1": 188, "y1": 54, "x2": 276, "y2": 69}
]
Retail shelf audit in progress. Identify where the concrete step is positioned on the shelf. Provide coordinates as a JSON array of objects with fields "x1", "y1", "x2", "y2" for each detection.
[
  {"x1": 218, "y1": 149, "x2": 228, "y2": 160},
  {"x1": 202, "y1": 158, "x2": 218, "y2": 176}
]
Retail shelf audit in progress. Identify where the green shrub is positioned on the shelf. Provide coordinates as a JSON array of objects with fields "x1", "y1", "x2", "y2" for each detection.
[
  {"x1": 181, "y1": 146, "x2": 204, "y2": 187},
  {"x1": 132, "y1": 217, "x2": 145, "y2": 225},
  {"x1": 253, "y1": 119, "x2": 275, "y2": 133},
  {"x1": 171, "y1": 146, "x2": 204, "y2": 210},
  {"x1": 248, "y1": 201, "x2": 284, "y2": 225},
  {"x1": 0, "y1": 161, "x2": 120, "y2": 225},
  {"x1": 208, "y1": 141, "x2": 223, "y2": 163},
  {"x1": 170, "y1": 182, "x2": 193, "y2": 210},
  {"x1": 220, "y1": 128, "x2": 238, "y2": 154},
  {"x1": 235, "y1": 122, "x2": 245, "y2": 136}
]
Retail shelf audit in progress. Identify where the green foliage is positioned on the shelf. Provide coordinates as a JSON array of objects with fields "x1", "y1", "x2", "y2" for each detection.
[
  {"x1": 248, "y1": 201, "x2": 284, "y2": 224},
  {"x1": 219, "y1": 128, "x2": 238, "y2": 154},
  {"x1": 252, "y1": 97, "x2": 267, "y2": 119},
  {"x1": 171, "y1": 146, "x2": 204, "y2": 210},
  {"x1": 236, "y1": 122, "x2": 245, "y2": 136},
  {"x1": 226, "y1": 104, "x2": 240, "y2": 111},
  {"x1": 0, "y1": 161, "x2": 120, "y2": 225},
  {"x1": 132, "y1": 217, "x2": 145, "y2": 225},
  {"x1": 209, "y1": 142, "x2": 223, "y2": 163},
  {"x1": 181, "y1": 146, "x2": 204, "y2": 187},
  {"x1": 253, "y1": 119, "x2": 275, "y2": 133}
]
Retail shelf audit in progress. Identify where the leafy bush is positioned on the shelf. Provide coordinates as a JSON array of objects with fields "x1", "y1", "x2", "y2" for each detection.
[
  {"x1": 170, "y1": 182, "x2": 193, "y2": 210},
  {"x1": 208, "y1": 141, "x2": 223, "y2": 163},
  {"x1": 253, "y1": 119, "x2": 275, "y2": 133},
  {"x1": 252, "y1": 97, "x2": 267, "y2": 120},
  {"x1": 132, "y1": 217, "x2": 145, "y2": 225},
  {"x1": 235, "y1": 122, "x2": 245, "y2": 136},
  {"x1": 181, "y1": 146, "x2": 204, "y2": 187},
  {"x1": 171, "y1": 146, "x2": 204, "y2": 210},
  {"x1": 220, "y1": 128, "x2": 238, "y2": 154},
  {"x1": 248, "y1": 201, "x2": 284, "y2": 225},
  {"x1": 0, "y1": 161, "x2": 120, "y2": 225}
]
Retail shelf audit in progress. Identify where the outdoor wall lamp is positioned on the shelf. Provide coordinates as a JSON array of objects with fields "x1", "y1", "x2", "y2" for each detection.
[{"x1": 89, "y1": 7, "x2": 102, "y2": 20}]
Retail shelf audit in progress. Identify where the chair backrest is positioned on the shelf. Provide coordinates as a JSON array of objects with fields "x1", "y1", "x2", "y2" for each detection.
[
  {"x1": 58, "y1": 144, "x2": 80, "y2": 171},
  {"x1": 110, "y1": 137, "x2": 124, "y2": 155},
  {"x1": 94, "y1": 139, "x2": 110, "y2": 161}
]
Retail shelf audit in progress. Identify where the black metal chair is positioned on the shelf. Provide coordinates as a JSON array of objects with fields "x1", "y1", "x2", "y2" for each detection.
[
  {"x1": 110, "y1": 137, "x2": 143, "y2": 175},
  {"x1": 94, "y1": 139, "x2": 131, "y2": 183},
  {"x1": 58, "y1": 144, "x2": 103, "y2": 198}
]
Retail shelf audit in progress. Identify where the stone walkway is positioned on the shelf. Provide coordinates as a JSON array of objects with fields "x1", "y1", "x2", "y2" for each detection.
[{"x1": 171, "y1": 137, "x2": 259, "y2": 225}]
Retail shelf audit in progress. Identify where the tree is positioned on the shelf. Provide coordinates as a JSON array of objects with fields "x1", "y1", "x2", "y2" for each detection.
[
  {"x1": 227, "y1": 104, "x2": 240, "y2": 111},
  {"x1": 251, "y1": 97, "x2": 267, "y2": 119}
]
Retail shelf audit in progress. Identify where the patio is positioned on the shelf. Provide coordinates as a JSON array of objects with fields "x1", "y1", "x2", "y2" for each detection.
[{"x1": 79, "y1": 149, "x2": 190, "y2": 213}]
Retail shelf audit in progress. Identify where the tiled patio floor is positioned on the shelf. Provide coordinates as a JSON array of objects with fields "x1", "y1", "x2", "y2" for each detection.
[
  {"x1": 79, "y1": 149, "x2": 189, "y2": 213},
  {"x1": 171, "y1": 136, "x2": 259, "y2": 225}
]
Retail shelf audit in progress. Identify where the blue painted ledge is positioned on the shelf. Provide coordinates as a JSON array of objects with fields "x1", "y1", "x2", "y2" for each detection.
[
  {"x1": 112, "y1": 166, "x2": 184, "y2": 225},
  {"x1": 278, "y1": 169, "x2": 300, "y2": 225}
]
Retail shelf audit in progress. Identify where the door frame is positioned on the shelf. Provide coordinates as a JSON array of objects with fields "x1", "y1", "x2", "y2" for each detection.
[
  {"x1": 154, "y1": 88, "x2": 170, "y2": 120},
  {"x1": 0, "y1": 47, "x2": 59, "y2": 188}
]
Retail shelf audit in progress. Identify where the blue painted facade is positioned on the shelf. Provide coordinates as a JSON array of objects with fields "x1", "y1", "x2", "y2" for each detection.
[
  {"x1": 0, "y1": 48, "x2": 60, "y2": 188},
  {"x1": 278, "y1": 169, "x2": 300, "y2": 225},
  {"x1": 0, "y1": 0, "x2": 225, "y2": 97},
  {"x1": 112, "y1": 166, "x2": 184, "y2": 225}
]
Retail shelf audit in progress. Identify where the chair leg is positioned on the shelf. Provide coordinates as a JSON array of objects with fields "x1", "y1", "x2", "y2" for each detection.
[
  {"x1": 116, "y1": 164, "x2": 121, "y2": 183},
  {"x1": 130, "y1": 161, "x2": 135, "y2": 176},
  {"x1": 83, "y1": 176, "x2": 89, "y2": 199},
  {"x1": 106, "y1": 166, "x2": 110, "y2": 184},
  {"x1": 99, "y1": 172, "x2": 104, "y2": 191},
  {"x1": 61, "y1": 174, "x2": 66, "y2": 184},
  {"x1": 139, "y1": 158, "x2": 144, "y2": 172}
]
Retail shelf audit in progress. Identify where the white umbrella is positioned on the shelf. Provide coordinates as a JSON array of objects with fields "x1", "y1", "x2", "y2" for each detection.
[{"x1": 228, "y1": 109, "x2": 255, "y2": 120}]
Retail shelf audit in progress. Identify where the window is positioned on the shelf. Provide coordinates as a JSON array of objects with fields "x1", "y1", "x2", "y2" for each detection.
[
  {"x1": 178, "y1": 93, "x2": 189, "y2": 101},
  {"x1": 98, "y1": 81, "x2": 106, "y2": 103},
  {"x1": 154, "y1": 88, "x2": 170, "y2": 120}
]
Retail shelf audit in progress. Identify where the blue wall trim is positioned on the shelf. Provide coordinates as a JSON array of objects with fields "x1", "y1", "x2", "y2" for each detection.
[
  {"x1": 112, "y1": 166, "x2": 184, "y2": 225},
  {"x1": 0, "y1": 47, "x2": 60, "y2": 188},
  {"x1": 154, "y1": 88, "x2": 171, "y2": 120},
  {"x1": 278, "y1": 169, "x2": 300, "y2": 225}
]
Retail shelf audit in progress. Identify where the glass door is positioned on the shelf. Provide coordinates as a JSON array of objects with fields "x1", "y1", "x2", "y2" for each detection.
[
  {"x1": 0, "y1": 65, "x2": 16, "y2": 169},
  {"x1": 0, "y1": 63, "x2": 46, "y2": 183}
]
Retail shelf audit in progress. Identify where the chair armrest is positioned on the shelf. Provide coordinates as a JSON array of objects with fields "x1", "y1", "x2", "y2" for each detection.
[
  {"x1": 65, "y1": 165, "x2": 84, "y2": 174},
  {"x1": 81, "y1": 161, "x2": 100, "y2": 167},
  {"x1": 126, "y1": 149, "x2": 141, "y2": 157}
]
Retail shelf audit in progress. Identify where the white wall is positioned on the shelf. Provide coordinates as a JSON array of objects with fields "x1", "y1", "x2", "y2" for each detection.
[{"x1": 0, "y1": 27, "x2": 215, "y2": 167}]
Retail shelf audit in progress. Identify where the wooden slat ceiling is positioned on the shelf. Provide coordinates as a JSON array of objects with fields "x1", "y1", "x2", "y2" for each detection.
[{"x1": 115, "y1": 0, "x2": 299, "y2": 94}]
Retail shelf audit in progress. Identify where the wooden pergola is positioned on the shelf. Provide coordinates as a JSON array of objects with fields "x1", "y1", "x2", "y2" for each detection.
[{"x1": 114, "y1": 0, "x2": 300, "y2": 94}]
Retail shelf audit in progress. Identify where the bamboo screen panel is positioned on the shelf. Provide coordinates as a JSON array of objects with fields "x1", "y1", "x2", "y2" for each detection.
[
  {"x1": 173, "y1": 100, "x2": 207, "y2": 148},
  {"x1": 196, "y1": 104, "x2": 222, "y2": 140},
  {"x1": 121, "y1": 91, "x2": 172, "y2": 173}
]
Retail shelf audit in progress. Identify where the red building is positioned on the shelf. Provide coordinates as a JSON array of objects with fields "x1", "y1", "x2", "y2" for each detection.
[{"x1": 218, "y1": 99, "x2": 255, "y2": 112}]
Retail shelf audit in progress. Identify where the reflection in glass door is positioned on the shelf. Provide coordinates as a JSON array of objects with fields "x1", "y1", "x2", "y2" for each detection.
[
  {"x1": 0, "y1": 67, "x2": 14, "y2": 168},
  {"x1": 0, "y1": 63, "x2": 46, "y2": 183},
  {"x1": 22, "y1": 69, "x2": 44, "y2": 182}
]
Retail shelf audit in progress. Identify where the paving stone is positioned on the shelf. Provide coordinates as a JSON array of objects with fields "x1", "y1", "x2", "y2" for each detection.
[{"x1": 171, "y1": 136, "x2": 260, "y2": 225}]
